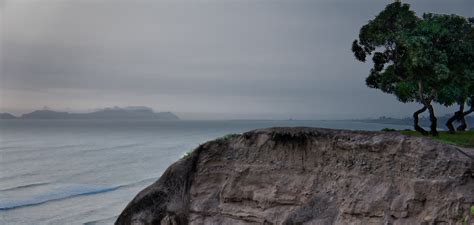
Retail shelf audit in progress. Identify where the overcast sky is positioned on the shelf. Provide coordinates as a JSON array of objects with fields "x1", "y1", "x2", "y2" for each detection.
[{"x1": 1, "y1": 0, "x2": 472, "y2": 119}]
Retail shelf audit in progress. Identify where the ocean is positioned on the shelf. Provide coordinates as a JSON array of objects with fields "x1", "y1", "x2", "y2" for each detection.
[{"x1": 0, "y1": 120, "x2": 411, "y2": 225}]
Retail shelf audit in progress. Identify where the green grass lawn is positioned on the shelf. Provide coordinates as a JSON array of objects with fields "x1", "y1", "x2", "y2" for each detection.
[{"x1": 399, "y1": 130, "x2": 474, "y2": 148}]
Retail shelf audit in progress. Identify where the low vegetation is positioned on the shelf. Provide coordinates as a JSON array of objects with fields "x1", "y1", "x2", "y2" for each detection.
[
  {"x1": 181, "y1": 134, "x2": 241, "y2": 159},
  {"x1": 399, "y1": 130, "x2": 474, "y2": 147},
  {"x1": 215, "y1": 133, "x2": 240, "y2": 142},
  {"x1": 381, "y1": 128, "x2": 397, "y2": 132},
  {"x1": 181, "y1": 149, "x2": 194, "y2": 159}
]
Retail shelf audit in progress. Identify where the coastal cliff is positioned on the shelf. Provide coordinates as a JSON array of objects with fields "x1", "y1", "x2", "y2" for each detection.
[{"x1": 116, "y1": 127, "x2": 474, "y2": 225}]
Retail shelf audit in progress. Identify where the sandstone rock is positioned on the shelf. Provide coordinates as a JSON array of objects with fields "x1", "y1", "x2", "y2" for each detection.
[{"x1": 116, "y1": 127, "x2": 474, "y2": 225}]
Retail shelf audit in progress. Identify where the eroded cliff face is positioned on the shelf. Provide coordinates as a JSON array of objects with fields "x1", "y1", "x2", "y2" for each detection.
[{"x1": 116, "y1": 128, "x2": 474, "y2": 225}]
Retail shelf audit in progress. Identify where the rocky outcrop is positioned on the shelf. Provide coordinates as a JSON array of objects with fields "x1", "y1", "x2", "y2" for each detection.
[{"x1": 116, "y1": 128, "x2": 474, "y2": 225}]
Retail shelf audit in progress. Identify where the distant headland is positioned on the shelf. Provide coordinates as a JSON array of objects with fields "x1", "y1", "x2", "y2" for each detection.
[
  {"x1": 357, "y1": 115, "x2": 473, "y2": 128},
  {"x1": 0, "y1": 106, "x2": 179, "y2": 120}
]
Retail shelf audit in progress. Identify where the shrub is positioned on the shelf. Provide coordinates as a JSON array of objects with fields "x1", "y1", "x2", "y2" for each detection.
[
  {"x1": 381, "y1": 128, "x2": 397, "y2": 132},
  {"x1": 181, "y1": 149, "x2": 193, "y2": 159},
  {"x1": 215, "y1": 133, "x2": 240, "y2": 142}
]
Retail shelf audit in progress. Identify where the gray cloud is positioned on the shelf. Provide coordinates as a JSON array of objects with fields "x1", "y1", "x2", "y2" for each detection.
[{"x1": 1, "y1": 0, "x2": 472, "y2": 119}]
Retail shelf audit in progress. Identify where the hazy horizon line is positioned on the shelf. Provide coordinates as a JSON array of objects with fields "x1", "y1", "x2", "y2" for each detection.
[{"x1": 0, "y1": 106, "x2": 462, "y2": 121}]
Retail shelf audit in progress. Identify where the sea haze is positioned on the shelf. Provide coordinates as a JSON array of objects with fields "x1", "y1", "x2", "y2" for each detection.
[{"x1": 0, "y1": 120, "x2": 411, "y2": 224}]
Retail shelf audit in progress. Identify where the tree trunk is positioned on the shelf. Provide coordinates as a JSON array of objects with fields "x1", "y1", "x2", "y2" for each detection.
[
  {"x1": 458, "y1": 101, "x2": 474, "y2": 131},
  {"x1": 457, "y1": 117, "x2": 467, "y2": 131},
  {"x1": 414, "y1": 81, "x2": 430, "y2": 135},
  {"x1": 427, "y1": 104, "x2": 438, "y2": 136},
  {"x1": 446, "y1": 103, "x2": 464, "y2": 134},
  {"x1": 413, "y1": 106, "x2": 428, "y2": 135}
]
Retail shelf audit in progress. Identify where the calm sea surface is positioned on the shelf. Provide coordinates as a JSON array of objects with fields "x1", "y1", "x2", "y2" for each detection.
[{"x1": 0, "y1": 120, "x2": 411, "y2": 225}]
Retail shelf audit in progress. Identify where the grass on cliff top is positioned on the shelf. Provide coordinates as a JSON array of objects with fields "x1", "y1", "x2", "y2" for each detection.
[
  {"x1": 215, "y1": 133, "x2": 240, "y2": 142},
  {"x1": 398, "y1": 130, "x2": 474, "y2": 148},
  {"x1": 181, "y1": 133, "x2": 241, "y2": 159}
]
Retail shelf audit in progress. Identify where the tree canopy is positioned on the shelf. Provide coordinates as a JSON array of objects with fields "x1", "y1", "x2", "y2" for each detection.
[{"x1": 352, "y1": 2, "x2": 474, "y2": 135}]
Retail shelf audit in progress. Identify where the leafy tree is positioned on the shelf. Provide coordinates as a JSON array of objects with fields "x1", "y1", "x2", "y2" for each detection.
[
  {"x1": 352, "y1": 2, "x2": 440, "y2": 135},
  {"x1": 403, "y1": 13, "x2": 473, "y2": 135},
  {"x1": 352, "y1": 2, "x2": 474, "y2": 136}
]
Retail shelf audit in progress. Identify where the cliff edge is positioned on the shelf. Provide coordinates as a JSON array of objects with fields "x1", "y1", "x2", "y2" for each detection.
[{"x1": 116, "y1": 127, "x2": 474, "y2": 225}]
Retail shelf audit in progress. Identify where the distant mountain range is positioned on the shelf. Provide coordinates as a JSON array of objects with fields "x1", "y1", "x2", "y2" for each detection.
[
  {"x1": 0, "y1": 113, "x2": 18, "y2": 119},
  {"x1": 0, "y1": 106, "x2": 179, "y2": 120}
]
